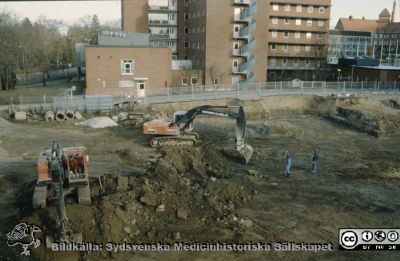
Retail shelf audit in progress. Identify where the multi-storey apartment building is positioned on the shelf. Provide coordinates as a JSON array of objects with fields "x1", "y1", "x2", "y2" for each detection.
[
  {"x1": 122, "y1": 0, "x2": 179, "y2": 59},
  {"x1": 183, "y1": 0, "x2": 268, "y2": 84},
  {"x1": 267, "y1": 0, "x2": 331, "y2": 81},
  {"x1": 122, "y1": 0, "x2": 268, "y2": 85}
]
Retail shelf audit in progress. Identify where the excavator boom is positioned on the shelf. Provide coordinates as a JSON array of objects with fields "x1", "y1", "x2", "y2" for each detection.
[{"x1": 143, "y1": 105, "x2": 253, "y2": 164}]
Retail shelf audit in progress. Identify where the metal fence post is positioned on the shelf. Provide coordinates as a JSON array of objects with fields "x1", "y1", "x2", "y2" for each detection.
[
  {"x1": 237, "y1": 83, "x2": 240, "y2": 97},
  {"x1": 394, "y1": 81, "x2": 396, "y2": 92},
  {"x1": 191, "y1": 85, "x2": 194, "y2": 100},
  {"x1": 279, "y1": 81, "x2": 282, "y2": 94},
  {"x1": 361, "y1": 81, "x2": 363, "y2": 93},
  {"x1": 301, "y1": 82, "x2": 304, "y2": 95},
  {"x1": 343, "y1": 81, "x2": 346, "y2": 93},
  {"x1": 323, "y1": 81, "x2": 326, "y2": 96}
]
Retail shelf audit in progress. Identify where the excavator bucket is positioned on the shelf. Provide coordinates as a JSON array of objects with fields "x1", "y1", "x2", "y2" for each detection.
[{"x1": 236, "y1": 106, "x2": 253, "y2": 164}]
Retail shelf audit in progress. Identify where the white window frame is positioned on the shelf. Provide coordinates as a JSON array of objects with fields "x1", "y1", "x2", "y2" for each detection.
[
  {"x1": 296, "y1": 5, "x2": 302, "y2": 12},
  {"x1": 285, "y1": 4, "x2": 290, "y2": 12},
  {"x1": 319, "y1": 6, "x2": 325, "y2": 13},
  {"x1": 191, "y1": 77, "x2": 198, "y2": 85},
  {"x1": 305, "y1": 59, "x2": 311, "y2": 67},
  {"x1": 272, "y1": 4, "x2": 279, "y2": 11},
  {"x1": 294, "y1": 58, "x2": 299, "y2": 67},
  {"x1": 121, "y1": 59, "x2": 134, "y2": 76},
  {"x1": 272, "y1": 17, "x2": 278, "y2": 25},
  {"x1": 305, "y1": 45, "x2": 311, "y2": 52},
  {"x1": 294, "y1": 45, "x2": 300, "y2": 52},
  {"x1": 284, "y1": 18, "x2": 290, "y2": 24},
  {"x1": 307, "y1": 19, "x2": 312, "y2": 26},
  {"x1": 271, "y1": 43, "x2": 276, "y2": 51},
  {"x1": 295, "y1": 32, "x2": 301, "y2": 38},
  {"x1": 270, "y1": 57, "x2": 276, "y2": 66},
  {"x1": 318, "y1": 20, "x2": 324, "y2": 27},
  {"x1": 308, "y1": 6, "x2": 313, "y2": 13},
  {"x1": 282, "y1": 58, "x2": 288, "y2": 66},
  {"x1": 296, "y1": 19, "x2": 301, "y2": 25},
  {"x1": 283, "y1": 31, "x2": 289, "y2": 38},
  {"x1": 306, "y1": 32, "x2": 312, "y2": 39},
  {"x1": 272, "y1": 31, "x2": 277, "y2": 38}
]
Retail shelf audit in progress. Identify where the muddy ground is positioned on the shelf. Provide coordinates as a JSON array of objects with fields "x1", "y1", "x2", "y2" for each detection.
[{"x1": 0, "y1": 95, "x2": 400, "y2": 260}]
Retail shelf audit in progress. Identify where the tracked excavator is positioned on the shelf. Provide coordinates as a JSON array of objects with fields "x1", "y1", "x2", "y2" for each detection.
[
  {"x1": 32, "y1": 141, "x2": 89, "y2": 245},
  {"x1": 143, "y1": 105, "x2": 253, "y2": 164}
]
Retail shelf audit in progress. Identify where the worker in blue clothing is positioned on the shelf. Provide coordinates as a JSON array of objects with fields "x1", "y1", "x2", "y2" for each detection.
[{"x1": 284, "y1": 151, "x2": 292, "y2": 177}]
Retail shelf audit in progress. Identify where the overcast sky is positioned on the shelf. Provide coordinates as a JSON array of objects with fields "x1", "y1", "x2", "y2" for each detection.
[{"x1": 0, "y1": 0, "x2": 397, "y2": 26}]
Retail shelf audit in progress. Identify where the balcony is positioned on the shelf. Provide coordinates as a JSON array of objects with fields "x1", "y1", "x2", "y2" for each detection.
[
  {"x1": 233, "y1": 0, "x2": 251, "y2": 5},
  {"x1": 149, "y1": 34, "x2": 177, "y2": 40},
  {"x1": 148, "y1": 19, "x2": 177, "y2": 26},
  {"x1": 233, "y1": 20, "x2": 256, "y2": 39},
  {"x1": 233, "y1": 38, "x2": 256, "y2": 57},
  {"x1": 234, "y1": 2, "x2": 257, "y2": 23},
  {"x1": 148, "y1": 5, "x2": 177, "y2": 12}
]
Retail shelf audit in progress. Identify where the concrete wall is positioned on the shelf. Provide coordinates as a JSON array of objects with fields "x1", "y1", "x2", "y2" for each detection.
[{"x1": 86, "y1": 46, "x2": 172, "y2": 96}]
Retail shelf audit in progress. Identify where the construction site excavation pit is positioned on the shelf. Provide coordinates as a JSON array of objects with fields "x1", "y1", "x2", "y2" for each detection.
[{"x1": 1, "y1": 95, "x2": 400, "y2": 260}]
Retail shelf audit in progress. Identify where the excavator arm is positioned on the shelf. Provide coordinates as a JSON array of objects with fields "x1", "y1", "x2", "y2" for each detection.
[{"x1": 172, "y1": 105, "x2": 253, "y2": 164}]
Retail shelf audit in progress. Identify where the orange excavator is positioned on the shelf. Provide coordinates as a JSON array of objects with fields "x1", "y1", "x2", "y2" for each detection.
[
  {"x1": 33, "y1": 140, "x2": 91, "y2": 209},
  {"x1": 32, "y1": 140, "x2": 89, "y2": 245},
  {"x1": 143, "y1": 105, "x2": 253, "y2": 164}
]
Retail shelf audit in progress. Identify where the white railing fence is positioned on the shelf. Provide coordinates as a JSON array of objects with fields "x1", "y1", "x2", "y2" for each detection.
[{"x1": 17, "y1": 81, "x2": 400, "y2": 111}]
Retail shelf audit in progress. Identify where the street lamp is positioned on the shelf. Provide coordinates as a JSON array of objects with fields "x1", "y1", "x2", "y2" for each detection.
[{"x1": 337, "y1": 68, "x2": 341, "y2": 83}]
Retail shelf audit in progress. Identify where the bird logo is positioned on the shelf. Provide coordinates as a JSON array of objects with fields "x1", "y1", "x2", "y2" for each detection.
[{"x1": 6, "y1": 223, "x2": 42, "y2": 256}]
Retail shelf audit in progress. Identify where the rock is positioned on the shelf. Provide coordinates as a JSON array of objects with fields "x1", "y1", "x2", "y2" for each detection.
[
  {"x1": 117, "y1": 176, "x2": 129, "y2": 191},
  {"x1": 123, "y1": 226, "x2": 131, "y2": 234},
  {"x1": 130, "y1": 219, "x2": 136, "y2": 225},
  {"x1": 247, "y1": 169, "x2": 259, "y2": 176},
  {"x1": 146, "y1": 231, "x2": 155, "y2": 238},
  {"x1": 156, "y1": 204, "x2": 166, "y2": 213},
  {"x1": 114, "y1": 206, "x2": 129, "y2": 223},
  {"x1": 210, "y1": 177, "x2": 216, "y2": 182},
  {"x1": 74, "y1": 112, "x2": 83, "y2": 120},
  {"x1": 177, "y1": 208, "x2": 188, "y2": 220},
  {"x1": 240, "y1": 219, "x2": 253, "y2": 227},
  {"x1": 14, "y1": 111, "x2": 27, "y2": 121},
  {"x1": 140, "y1": 194, "x2": 157, "y2": 207},
  {"x1": 174, "y1": 232, "x2": 181, "y2": 240}
]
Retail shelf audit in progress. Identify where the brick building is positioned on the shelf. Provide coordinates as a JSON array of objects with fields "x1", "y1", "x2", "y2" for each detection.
[{"x1": 267, "y1": 0, "x2": 331, "y2": 81}]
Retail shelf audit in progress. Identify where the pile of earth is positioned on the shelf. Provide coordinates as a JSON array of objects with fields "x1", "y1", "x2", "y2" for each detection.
[
  {"x1": 17, "y1": 145, "x2": 259, "y2": 259},
  {"x1": 306, "y1": 96, "x2": 400, "y2": 137}
]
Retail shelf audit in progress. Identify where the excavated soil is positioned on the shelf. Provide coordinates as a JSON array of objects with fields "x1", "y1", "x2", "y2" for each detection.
[{"x1": 0, "y1": 95, "x2": 400, "y2": 260}]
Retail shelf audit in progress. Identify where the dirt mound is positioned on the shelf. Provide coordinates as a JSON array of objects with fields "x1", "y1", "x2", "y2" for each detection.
[
  {"x1": 0, "y1": 117, "x2": 13, "y2": 129},
  {"x1": 306, "y1": 96, "x2": 400, "y2": 137},
  {"x1": 78, "y1": 117, "x2": 118, "y2": 128},
  {"x1": 247, "y1": 121, "x2": 308, "y2": 138},
  {"x1": 19, "y1": 145, "x2": 256, "y2": 259}
]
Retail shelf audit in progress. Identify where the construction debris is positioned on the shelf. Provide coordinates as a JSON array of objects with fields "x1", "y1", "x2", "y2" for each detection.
[
  {"x1": 56, "y1": 110, "x2": 66, "y2": 121},
  {"x1": 14, "y1": 111, "x2": 27, "y2": 121},
  {"x1": 45, "y1": 111, "x2": 55, "y2": 121}
]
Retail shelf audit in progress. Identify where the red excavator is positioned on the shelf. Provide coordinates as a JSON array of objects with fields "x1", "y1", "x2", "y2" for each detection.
[
  {"x1": 33, "y1": 140, "x2": 91, "y2": 209},
  {"x1": 143, "y1": 105, "x2": 253, "y2": 164}
]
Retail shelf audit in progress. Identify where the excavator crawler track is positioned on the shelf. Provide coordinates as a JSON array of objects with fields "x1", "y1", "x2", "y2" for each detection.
[{"x1": 150, "y1": 135, "x2": 198, "y2": 148}]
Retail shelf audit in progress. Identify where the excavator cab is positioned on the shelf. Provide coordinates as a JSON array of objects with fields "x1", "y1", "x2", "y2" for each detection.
[{"x1": 63, "y1": 147, "x2": 89, "y2": 185}]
